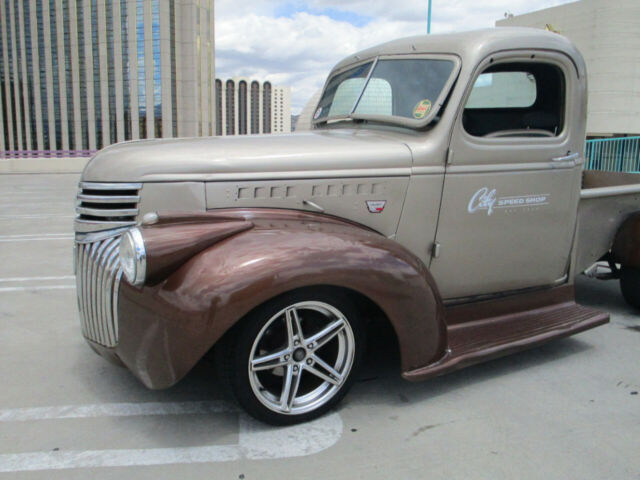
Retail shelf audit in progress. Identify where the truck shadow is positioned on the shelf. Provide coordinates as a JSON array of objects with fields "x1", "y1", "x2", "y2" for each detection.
[{"x1": 345, "y1": 319, "x2": 594, "y2": 408}]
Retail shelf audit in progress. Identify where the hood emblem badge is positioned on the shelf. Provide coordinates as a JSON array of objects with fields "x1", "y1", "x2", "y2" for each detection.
[{"x1": 366, "y1": 200, "x2": 387, "y2": 213}]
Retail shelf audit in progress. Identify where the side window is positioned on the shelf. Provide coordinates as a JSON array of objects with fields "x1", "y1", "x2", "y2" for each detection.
[
  {"x1": 466, "y1": 72, "x2": 536, "y2": 108},
  {"x1": 463, "y1": 62, "x2": 565, "y2": 138}
]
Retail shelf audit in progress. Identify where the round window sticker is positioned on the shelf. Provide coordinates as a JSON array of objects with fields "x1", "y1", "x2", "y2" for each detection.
[
  {"x1": 413, "y1": 99, "x2": 432, "y2": 119},
  {"x1": 313, "y1": 107, "x2": 323, "y2": 120}
]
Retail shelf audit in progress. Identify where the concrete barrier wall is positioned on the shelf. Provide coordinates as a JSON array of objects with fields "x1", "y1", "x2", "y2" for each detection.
[{"x1": 0, "y1": 157, "x2": 90, "y2": 174}]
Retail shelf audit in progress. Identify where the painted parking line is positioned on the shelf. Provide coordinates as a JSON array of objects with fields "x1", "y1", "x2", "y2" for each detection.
[
  {"x1": 0, "y1": 233, "x2": 73, "y2": 242},
  {"x1": 0, "y1": 276, "x2": 75, "y2": 283},
  {"x1": 0, "y1": 401, "x2": 236, "y2": 422},
  {"x1": 0, "y1": 214, "x2": 74, "y2": 219},
  {"x1": 0, "y1": 401, "x2": 343, "y2": 472},
  {"x1": 0, "y1": 285, "x2": 75, "y2": 293},
  {"x1": 0, "y1": 275, "x2": 76, "y2": 283},
  {"x1": 0, "y1": 276, "x2": 76, "y2": 292}
]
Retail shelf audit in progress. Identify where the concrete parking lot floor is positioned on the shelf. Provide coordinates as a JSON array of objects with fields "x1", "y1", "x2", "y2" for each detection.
[{"x1": 0, "y1": 173, "x2": 638, "y2": 479}]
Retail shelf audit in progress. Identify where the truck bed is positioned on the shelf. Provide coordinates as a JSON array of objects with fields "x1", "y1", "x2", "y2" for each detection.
[{"x1": 576, "y1": 171, "x2": 640, "y2": 273}]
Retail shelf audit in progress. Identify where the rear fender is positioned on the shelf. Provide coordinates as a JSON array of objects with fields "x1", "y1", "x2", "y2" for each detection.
[
  {"x1": 611, "y1": 212, "x2": 640, "y2": 268},
  {"x1": 117, "y1": 209, "x2": 446, "y2": 388}
]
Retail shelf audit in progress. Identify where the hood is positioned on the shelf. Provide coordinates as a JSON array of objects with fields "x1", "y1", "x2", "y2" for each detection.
[{"x1": 81, "y1": 129, "x2": 413, "y2": 182}]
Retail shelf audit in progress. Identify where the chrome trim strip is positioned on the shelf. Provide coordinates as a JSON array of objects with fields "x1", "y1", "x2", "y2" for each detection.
[
  {"x1": 76, "y1": 206, "x2": 139, "y2": 217},
  {"x1": 114, "y1": 269, "x2": 123, "y2": 341},
  {"x1": 104, "y1": 245, "x2": 121, "y2": 344},
  {"x1": 580, "y1": 184, "x2": 640, "y2": 199},
  {"x1": 141, "y1": 168, "x2": 413, "y2": 182},
  {"x1": 75, "y1": 227, "x2": 131, "y2": 244},
  {"x1": 79, "y1": 182, "x2": 143, "y2": 190},
  {"x1": 74, "y1": 232, "x2": 123, "y2": 348},
  {"x1": 412, "y1": 166, "x2": 446, "y2": 175},
  {"x1": 351, "y1": 57, "x2": 379, "y2": 114},
  {"x1": 77, "y1": 194, "x2": 141, "y2": 203},
  {"x1": 446, "y1": 161, "x2": 577, "y2": 174},
  {"x1": 75, "y1": 220, "x2": 137, "y2": 234}
]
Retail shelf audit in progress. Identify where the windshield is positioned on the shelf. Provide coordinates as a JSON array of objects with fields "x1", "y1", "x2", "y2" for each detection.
[{"x1": 314, "y1": 58, "x2": 456, "y2": 126}]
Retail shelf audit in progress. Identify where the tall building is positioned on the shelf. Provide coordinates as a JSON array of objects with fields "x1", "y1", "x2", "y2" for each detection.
[
  {"x1": 0, "y1": 0, "x2": 215, "y2": 156},
  {"x1": 215, "y1": 77, "x2": 291, "y2": 136},
  {"x1": 497, "y1": 0, "x2": 640, "y2": 136}
]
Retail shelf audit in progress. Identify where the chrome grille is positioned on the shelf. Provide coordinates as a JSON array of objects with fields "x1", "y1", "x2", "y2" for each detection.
[
  {"x1": 75, "y1": 233, "x2": 123, "y2": 347},
  {"x1": 76, "y1": 182, "x2": 142, "y2": 233}
]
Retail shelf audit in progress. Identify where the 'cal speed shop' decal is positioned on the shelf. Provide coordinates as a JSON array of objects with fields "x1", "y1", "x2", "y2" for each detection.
[{"x1": 468, "y1": 187, "x2": 550, "y2": 216}]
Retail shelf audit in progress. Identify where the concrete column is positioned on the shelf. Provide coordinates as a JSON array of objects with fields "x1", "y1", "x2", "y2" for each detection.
[
  {"x1": 55, "y1": 2, "x2": 69, "y2": 151},
  {"x1": 209, "y1": 0, "x2": 215, "y2": 136},
  {"x1": 113, "y1": 0, "x2": 125, "y2": 143},
  {"x1": 160, "y1": 0, "x2": 172, "y2": 137},
  {"x1": 176, "y1": 0, "x2": 198, "y2": 137},
  {"x1": 29, "y1": 0, "x2": 44, "y2": 151},
  {"x1": 144, "y1": 0, "x2": 154, "y2": 138},
  {"x1": 69, "y1": 0, "x2": 83, "y2": 150},
  {"x1": 8, "y1": 0, "x2": 23, "y2": 150},
  {"x1": 219, "y1": 80, "x2": 226, "y2": 137},
  {"x1": 42, "y1": 0, "x2": 56, "y2": 150},
  {"x1": 83, "y1": 0, "x2": 96, "y2": 151},
  {"x1": 98, "y1": 0, "x2": 110, "y2": 146},
  {"x1": 128, "y1": 0, "x2": 139, "y2": 140},
  {"x1": 0, "y1": 0, "x2": 15, "y2": 151},
  {"x1": 17, "y1": 1, "x2": 32, "y2": 150}
]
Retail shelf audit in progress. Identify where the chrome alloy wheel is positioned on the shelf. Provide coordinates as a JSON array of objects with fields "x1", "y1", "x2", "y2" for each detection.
[{"x1": 247, "y1": 301, "x2": 356, "y2": 415}]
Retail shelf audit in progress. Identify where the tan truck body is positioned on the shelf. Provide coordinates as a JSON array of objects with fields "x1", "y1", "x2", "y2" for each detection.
[{"x1": 74, "y1": 28, "x2": 640, "y2": 423}]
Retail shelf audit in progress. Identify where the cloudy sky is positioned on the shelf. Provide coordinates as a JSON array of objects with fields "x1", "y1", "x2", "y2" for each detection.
[{"x1": 215, "y1": 0, "x2": 575, "y2": 113}]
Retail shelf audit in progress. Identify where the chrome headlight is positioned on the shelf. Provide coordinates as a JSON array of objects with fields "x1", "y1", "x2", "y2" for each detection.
[{"x1": 119, "y1": 227, "x2": 146, "y2": 287}]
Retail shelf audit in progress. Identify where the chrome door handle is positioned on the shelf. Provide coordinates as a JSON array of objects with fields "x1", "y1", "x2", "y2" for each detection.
[{"x1": 551, "y1": 152, "x2": 580, "y2": 162}]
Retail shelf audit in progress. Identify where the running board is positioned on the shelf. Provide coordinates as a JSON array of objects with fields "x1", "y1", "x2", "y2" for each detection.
[{"x1": 403, "y1": 301, "x2": 609, "y2": 382}]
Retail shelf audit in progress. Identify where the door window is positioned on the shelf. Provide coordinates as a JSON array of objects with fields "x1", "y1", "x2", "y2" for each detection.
[{"x1": 463, "y1": 62, "x2": 565, "y2": 138}]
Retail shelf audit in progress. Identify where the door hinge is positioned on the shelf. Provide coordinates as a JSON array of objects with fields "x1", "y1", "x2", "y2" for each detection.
[
  {"x1": 431, "y1": 241, "x2": 441, "y2": 258},
  {"x1": 446, "y1": 148, "x2": 454, "y2": 165}
]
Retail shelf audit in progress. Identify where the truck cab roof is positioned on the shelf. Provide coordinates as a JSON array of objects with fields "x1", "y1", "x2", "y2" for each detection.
[{"x1": 331, "y1": 27, "x2": 586, "y2": 79}]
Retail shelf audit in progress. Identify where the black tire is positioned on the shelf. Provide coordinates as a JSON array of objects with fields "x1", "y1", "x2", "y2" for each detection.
[
  {"x1": 620, "y1": 266, "x2": 640, "y2": 310},
  {"x1": 221, "y1": 289, "x2": 365, "y2": 425}
]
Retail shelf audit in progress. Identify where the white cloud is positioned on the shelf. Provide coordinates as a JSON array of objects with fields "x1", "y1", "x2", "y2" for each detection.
[{"x1": 215, "y1": 0, "x2": 576, "y2": 113}]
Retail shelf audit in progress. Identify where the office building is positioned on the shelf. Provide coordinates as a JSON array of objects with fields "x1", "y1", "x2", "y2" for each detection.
[
  {"x1": 215, "y1": 77, "x2": 291, "y2": 136},
  {"x1": 0, "y1": 0, "x2": 215, "y2": 156},
  {"x1": 497, "y1": 0, "x2": 640, "y2": 136}
]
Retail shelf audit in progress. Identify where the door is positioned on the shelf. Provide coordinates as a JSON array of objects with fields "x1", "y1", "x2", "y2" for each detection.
[{"x1": 430, "y1": 51, "x2": 585, "y2": 300}]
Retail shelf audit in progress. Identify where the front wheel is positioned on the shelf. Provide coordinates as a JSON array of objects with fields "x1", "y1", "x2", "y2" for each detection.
[
  {"x1": 225, "y1": 290, "x2": 364, "y2": 425},
  {"x1": 620, "y1": 266, "x2": 640, "y2": 310}
]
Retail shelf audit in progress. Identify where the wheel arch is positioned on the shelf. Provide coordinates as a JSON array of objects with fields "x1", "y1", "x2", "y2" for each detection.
[{"x1": 115, "y1": 209, "x2": 446, "y2": 389}]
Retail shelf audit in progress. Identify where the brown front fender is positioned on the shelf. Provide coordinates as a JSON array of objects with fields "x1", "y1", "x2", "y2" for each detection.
[{"x1": 116, "y1": 209, "x2": 445, "y2": 389}]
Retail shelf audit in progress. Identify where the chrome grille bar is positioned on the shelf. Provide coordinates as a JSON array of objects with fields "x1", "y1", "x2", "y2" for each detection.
[
  {"x1": 75, "y1": 182, "x2": 142, "y2": 233},
  {"x1": 74, "y1": 232, "x2": 123, "y2": 347}
]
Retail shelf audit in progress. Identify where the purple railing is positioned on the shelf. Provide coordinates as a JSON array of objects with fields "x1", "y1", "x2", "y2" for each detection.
[{"x1": 0, "y1": 150, "x2": 96, "y2": 159}]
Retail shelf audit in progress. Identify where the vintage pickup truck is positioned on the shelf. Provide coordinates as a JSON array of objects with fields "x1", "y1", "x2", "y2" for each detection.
[{"x1": 74, "y1": 28, "x2": 640, "y2": 425}]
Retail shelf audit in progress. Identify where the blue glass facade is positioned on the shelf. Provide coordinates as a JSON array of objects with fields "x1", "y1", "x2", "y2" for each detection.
[
  {"x1": 136, "y1": 0, "x2": 146, "y2": 139},
  {"x1": 0, "y1": 0, "x2": 215, "y2": 155},
  {"x1": 121, "y1": 0, "x2": 131, "y2": 141},
  {"x1": 76, "y1": 0, "x2": 88, "y2": 149},
  {"x1": 169, "y1": 0, "x2": 177, "y2": 137},
  {"x1": 152, "y1": 0, "x2": 161, "y2": 138}
]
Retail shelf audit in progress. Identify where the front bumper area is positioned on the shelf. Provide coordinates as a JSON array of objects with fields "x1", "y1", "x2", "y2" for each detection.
[{"x1": 75, "y1": 229, "x2": 202, "y2": 390}]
